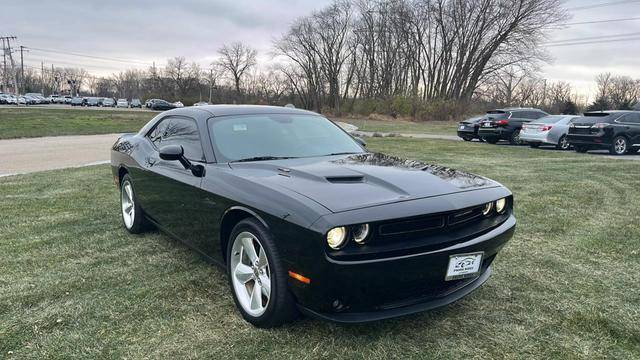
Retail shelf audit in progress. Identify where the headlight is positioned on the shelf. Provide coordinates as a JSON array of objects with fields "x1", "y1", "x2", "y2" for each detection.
[
  {"x1": 327, "y1": 227, "x2": 347, "y2": 249},
  {"x1": 495, "y1": 198, "x2": 507, "y2": 214},
  {"x1": 482, "y1": 202, "x2": 493, "y2": 216},
  {"x1": 352, "y1": 224, "x2": 370, "y2": 244}
]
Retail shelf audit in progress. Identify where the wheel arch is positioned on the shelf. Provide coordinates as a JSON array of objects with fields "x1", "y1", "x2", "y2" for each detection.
[
  {"x1": 219, "y1": 206, "x2": 270, "y2": 264},
  {"x1": 117, "y1": 165, "x2": 129, "y2": 186}
]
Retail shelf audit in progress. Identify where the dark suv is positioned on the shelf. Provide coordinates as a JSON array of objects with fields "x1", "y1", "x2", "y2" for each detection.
[
  {"x1": 478, "y1": 108, "x2": 549, "y2": 145},
  {"x1": 567, "y1": 110, "x2": 640, "y2": 155}
]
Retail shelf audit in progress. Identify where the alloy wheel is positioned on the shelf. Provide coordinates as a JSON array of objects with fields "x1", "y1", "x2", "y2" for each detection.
[
  {"x1": 559, "y1": 136, "x2": 570, "y2": 150},
  {"x1": 121, "y1": 181, "x2": 135, "y2": 229},
  {"x1": 614, "y1": 137, "x2": 627, "y2": 155},
  {"x1": 230, "y1": 231, "x2": 271, "y2": 317}
]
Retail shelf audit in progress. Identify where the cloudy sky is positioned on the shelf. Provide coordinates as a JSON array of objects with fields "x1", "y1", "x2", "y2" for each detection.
[{"x1": 2, "y1": 0, "x2": 639, "y2": 100}]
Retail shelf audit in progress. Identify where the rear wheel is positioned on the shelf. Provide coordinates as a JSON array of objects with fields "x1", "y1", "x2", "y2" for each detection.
[
  {"x1": 556, "y1": 135, "x2": 570, "y2": 150},
  {"x1": 484, "y1": 137, "x2": 499, "y2": 144},
  {"x1": 462, "y1": 137, "x2": 472, "y2": 142},
  {"x1": 227, "y1": 218, "x2": 297, "y2": 328},
  {"x1": 509, "y1": 129, "x2": 523, "y2": 145},
  {"x1": 120, "y1": 174, "x2": 148, "y2": 233},
  {"x1": 610, "y1": 136, "x2": 628, "y2": 155}
]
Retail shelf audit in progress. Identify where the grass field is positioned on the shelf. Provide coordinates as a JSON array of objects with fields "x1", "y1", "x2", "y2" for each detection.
[
  {"x1": 0, "y1": 108, "x2": 154, "y2": 139},
  {"x1": 337, "y1": 117, "x2": 458, "y2": 135},
  {"x1": 1, "y1": 138, "x2": 639, "y2": 359}
]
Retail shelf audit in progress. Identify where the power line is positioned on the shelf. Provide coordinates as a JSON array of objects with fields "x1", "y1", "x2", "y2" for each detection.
[
  {"x1": 545, "y1": 36, "x2": 640, "y2": 47},
  {"x1": 546, "y1": 31, "x2": 640, "y2": 44},
  {"x1": 567, "y1": 0, "x2": 640, "y2": 11},
  {"x1": 25, "y1": 46, "x2": 152, "y2": 66},
  {"x1": 565, "y1": 16, "x2": 640, "y2": 25}
]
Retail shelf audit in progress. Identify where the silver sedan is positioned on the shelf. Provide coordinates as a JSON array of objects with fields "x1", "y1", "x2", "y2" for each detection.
[{"x1": 520, "y1": 115, "x2": 580, "y2": 150}]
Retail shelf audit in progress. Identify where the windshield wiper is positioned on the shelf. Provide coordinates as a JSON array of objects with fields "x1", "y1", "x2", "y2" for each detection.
[{"x1": 231, "y1": 156, "x2": 296, "y2": 163}]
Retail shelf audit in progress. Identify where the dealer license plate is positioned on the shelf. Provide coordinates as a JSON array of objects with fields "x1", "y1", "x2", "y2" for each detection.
[
  {"x1": 445, "y1": 252, "x2": 483, "y2": 281},
  {"x1": 482, "y1": 122, "x2": 492, "y2": 127}
]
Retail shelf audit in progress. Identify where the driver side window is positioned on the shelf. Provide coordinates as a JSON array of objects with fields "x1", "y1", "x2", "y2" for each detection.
[{"x1": 147, "y1": 116, "x2": 205, "y2": 161}]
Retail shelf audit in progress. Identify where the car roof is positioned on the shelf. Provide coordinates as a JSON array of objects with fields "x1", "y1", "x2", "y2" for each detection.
[
  {"x1": 585, "y1": 110, "x2": 637, "y2": 113},
  {"x1": 177, "y1": 104, "x2": 318, "y2": 118},
  {"x1": 494, "y1": 107, "x2": 544, "y2": 111}
]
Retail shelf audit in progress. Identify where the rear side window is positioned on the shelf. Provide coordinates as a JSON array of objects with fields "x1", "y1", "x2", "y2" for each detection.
[
  {"x1": 147, "y1": 116, "x2": 204, "y2": 161},
  {"x1": 618, "y1": 113, "x2": 640, "y2": 124}
]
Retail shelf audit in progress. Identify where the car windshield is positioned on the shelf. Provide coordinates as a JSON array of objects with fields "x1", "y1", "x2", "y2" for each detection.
[{"x1": 209, "y1": 114, "x2": 365, "y2": 162}]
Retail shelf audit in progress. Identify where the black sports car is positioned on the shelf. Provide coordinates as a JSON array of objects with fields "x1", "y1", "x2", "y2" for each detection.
[{"x1": 110, "y1": 105, "x2": 516, "y2": 327}]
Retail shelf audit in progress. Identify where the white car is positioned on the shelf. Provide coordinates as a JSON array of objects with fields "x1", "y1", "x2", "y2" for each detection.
[
  {"x1": 116, "y1": 99, "x2": 129, "y2": 108},
  {"x1": 173, "y1": 101, "x2": 184, "y2": 108}
]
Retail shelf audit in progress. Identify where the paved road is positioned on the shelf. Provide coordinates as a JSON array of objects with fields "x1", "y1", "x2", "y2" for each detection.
[{"x1": 0, "y1": 133, "x2": 119, "y2": 177}]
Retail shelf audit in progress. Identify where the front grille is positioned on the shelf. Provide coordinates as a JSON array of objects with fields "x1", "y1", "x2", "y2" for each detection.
[{"x1": 378, "y1": 205, "x2": 485, "y2": 238}]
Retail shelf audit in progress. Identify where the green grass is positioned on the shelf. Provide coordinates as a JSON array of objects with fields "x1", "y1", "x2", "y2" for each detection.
[
  {"x1": 336, "y1": 117, "x2": 459, "y2": 135},
  {"x1": 1, "y1": 138, "x2": 639, "y2": 358},
  {"x1": 0, "y1": 108, "x2": 154, "y2": 139}
]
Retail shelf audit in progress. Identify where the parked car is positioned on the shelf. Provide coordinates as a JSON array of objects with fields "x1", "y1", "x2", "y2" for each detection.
[
  {"x1": 130, "y1": 98, "x2": 142, "y2": 108},
  {"x1": 520, "y1": 115, "x2": 581, "y2": 150},
  {"x1": 102, "y1": 98, "x2": 116, "y2": 107},
  {"x1": 149, "y1": 99, "x2": 175, "y2": 110},
  {"x1": 86, "y1": 97, "x2": 100, "y2": 107},
  {"x1": 567, "y1": 110, "x2": 640, "y2": 155},
  {"x1": 478, "y1": 108, "x2": 549, "y2": 145},
  {"x1": 173, "y1": 101, "x2": 184, "y2": 108},
  {"x1": 63, "y1": 95, "x2": 72, "y2": 104},
  {"x1": 117, "y1": 99, "x2": 129, "y2": 108},
  {"x1": 110, "y1": 105, "x2": 515, "y2": 327},
  {"x1": 0, "y1": 93, "x2": 9, "y2": 104},
  {"x1": 145, "y1": 99, "x2": 160, "y2": 108},
  {"x1": 457, "y1": 115, "x2": 485, "y2": 141},
  {"x1": 193, "y1": 101, "x2": 209, "y2": 106},
  {"x1": 70, "y1": 97, "x2": 84, "y2": 106}
]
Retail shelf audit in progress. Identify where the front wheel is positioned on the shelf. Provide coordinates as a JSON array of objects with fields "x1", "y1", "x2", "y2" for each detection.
[
  {"x1": 610, "y1": 136, "x2": 628, "y2": 155},
  {"x1": 557, "y1": 135, "x2": 571, "y2": 150},
  {"x1": 574, "y1": 145, "x2": 588, "y2": 153},
  {"x1": 462, "y1": 137, "x2": 472, "y2": 142},
  {"x1": 227, "y1": 218, "x2": 297, "y2": 328},
  {"x1": 120, "y1": 174, "x2": 149, "y2": 233}
]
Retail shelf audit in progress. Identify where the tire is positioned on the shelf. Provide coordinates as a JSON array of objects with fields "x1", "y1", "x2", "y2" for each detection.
[
  {"x1": 556, "y1": 135, "x2": 570, "y2": 150},
  {"x1": 610, "y1": 136, "x2": 628, "y2": 155},
  {"x1": 462, "y1": 137, "x2": 472, "y2": 142},
  {"x1": 574, "y1": 145, "x2": 588, "y2": 153},
  {"x1": 227, "y1": 218, "x2": 297, "y2": 328},
  {"x1": 484, "y1": 137, "x2": 499, "y2": 144},
  {"x1": 509, "y1": 129, "x2": 523, "y2": 145},
  {"x1": 529, "y1": 143, "x2": 540, "y2": 148},
  {"x1": 120, "y1": 174, "x2": 148, "y2": 234}
]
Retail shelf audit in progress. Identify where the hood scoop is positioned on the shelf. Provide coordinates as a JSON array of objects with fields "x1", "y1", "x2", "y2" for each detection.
[{"x1": 325, "y1": 175, "x2": 365, "y2": 183}]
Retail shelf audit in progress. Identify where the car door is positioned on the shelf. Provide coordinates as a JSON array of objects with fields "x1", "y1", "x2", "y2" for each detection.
[
  {"x1": 136, "y1": 115, "x2": 210, "y2": 247},
  {"x1": 619, "y1": 113, "x2": 640, "y2": 145}
]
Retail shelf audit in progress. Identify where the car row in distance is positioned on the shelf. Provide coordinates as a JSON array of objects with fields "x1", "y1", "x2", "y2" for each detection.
[
  {"x1": 458, "y1": 108, "x2": 640, "y2": 155},
  {"x1": 69, "y1": 97, "x2": 143, "y2": 108},
  {"x1": 144, "y1": 99, "x2": 185, "y2": 110},
  {"x1": 0, "y1": 92, "x2": 52, "y2": 105}
]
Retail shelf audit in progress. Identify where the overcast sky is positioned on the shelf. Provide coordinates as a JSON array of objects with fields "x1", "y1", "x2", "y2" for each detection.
[{"x1": 1, "y1": 0, "x2": 639, "y2": 100}]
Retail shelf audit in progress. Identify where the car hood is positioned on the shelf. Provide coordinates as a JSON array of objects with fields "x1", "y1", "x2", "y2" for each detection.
[{"x1": 228, "y1": 153, "x2": 499, "y2": 213}]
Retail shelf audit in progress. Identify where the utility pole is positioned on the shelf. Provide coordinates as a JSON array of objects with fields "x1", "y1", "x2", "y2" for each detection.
[
  {"x1": 41, "y1": 61, "x2": 45, "y2": 94},
  {"x1": 209, "y1": 68, "x2": 213, "y2": 103},
  {"x1": 0, "y1": 36, "x2": 17, "y2": 93},
  {"x1": 0, "y1": 36, "x2": 19, "y2": 95},
  {"x1": 19, "y1": 46, "x2": 27, "y2": 94}
]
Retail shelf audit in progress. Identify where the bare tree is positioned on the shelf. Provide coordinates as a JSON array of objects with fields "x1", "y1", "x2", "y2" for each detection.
[{"x1": 217, "y1": 42, "x2": 257, "y2": 98}]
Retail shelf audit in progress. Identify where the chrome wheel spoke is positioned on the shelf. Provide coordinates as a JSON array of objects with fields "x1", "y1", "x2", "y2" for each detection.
[
  {"x1": 250, "y1": 281, "x2": 263, "y2": 311},
  {"x1": 234, "y1": 263, "x2": 253, "y2": 284},
  {"x1": 259, "y1": 273, "x2": 271, "y2": 298},
  {"x1": 258, "y1": 247, "x2": 267, "y2": 268},
  {"x1": 241, "y1": 237, "x2": 258, "y2": 263}
]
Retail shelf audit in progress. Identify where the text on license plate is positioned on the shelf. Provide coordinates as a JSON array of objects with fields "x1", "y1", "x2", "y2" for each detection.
[
  {"x1": 445, "y1": 252, "x2": 483, "y2": 281},
  {"x1": 482, "y1": 122, "x2": 492, "y2": 127}
]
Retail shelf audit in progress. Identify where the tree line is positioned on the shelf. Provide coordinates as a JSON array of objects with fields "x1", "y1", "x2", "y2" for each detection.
[{"x1": 8, "y1": 0, "x2": 640, "y2": 119}]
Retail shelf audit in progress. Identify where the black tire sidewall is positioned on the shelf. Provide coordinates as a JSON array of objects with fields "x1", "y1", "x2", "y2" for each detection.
[{"x1": 226, "y1": 218, "x2": 296, "y2": 328}]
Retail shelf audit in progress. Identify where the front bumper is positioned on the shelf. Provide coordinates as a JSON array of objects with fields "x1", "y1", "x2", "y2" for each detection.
[{"x1": 295, "y1": 214, "x2": 516, "y2": 323}]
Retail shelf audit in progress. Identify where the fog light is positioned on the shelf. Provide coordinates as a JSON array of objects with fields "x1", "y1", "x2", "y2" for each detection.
[
  {"x1": 352, "y1": 224, "x2": 370, "y2": 244},
  {"x1": 496, "y1": 198, "x2": 507, "y2": 214},
  {"x1": 482, "y1": 202, "x2": 493, "y2": 216},
  {"x1": 327, "y1": 227, "x2": 347, "y2": 249}
]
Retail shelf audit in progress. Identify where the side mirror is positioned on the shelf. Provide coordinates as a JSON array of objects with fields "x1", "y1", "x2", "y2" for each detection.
[
  {"x1": 354, "y1": 136, "x2": 367, "y2": 147},
  {"x1": 159, "y1": 144, "x2": 184, "y2": 161},
  {"x1": 158, "y1": 145, "x2": 205, "y2": 177}
]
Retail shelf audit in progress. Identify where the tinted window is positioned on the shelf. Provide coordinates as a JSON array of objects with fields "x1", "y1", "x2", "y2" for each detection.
[
  {"x1": 148, "y1": 116, "x2": 204, "y2": 161},
  {"x1": 619, "y1": 113, "x2": 640, "y2": 124},
  {"x1": 530, "y1": 111, "x2": 547, "y2": 119},
  {"x1": 208, "y1": 114, "x2": 364, "y2": 162}
]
